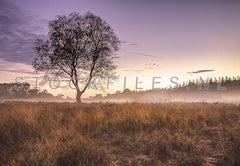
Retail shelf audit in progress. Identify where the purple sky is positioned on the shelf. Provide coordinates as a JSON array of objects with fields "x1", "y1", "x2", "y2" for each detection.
[{"x1": 0, "y1": 0, "x2": 240, "y2": 97}]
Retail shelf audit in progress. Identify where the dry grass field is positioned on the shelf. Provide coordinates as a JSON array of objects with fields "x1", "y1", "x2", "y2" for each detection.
[{"x1": 0, "y1": 102, "x2": 240, "y2": 165}]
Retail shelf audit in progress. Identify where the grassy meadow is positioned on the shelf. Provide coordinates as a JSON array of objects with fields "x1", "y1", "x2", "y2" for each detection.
[{"x1": 0, "y1": 102, "x2": 240, "y2": 165}]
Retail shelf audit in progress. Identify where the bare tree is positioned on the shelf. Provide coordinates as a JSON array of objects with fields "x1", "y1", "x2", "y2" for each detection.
[{"x1": 33, "y1": 12, "x2": 120, "y2": 103}]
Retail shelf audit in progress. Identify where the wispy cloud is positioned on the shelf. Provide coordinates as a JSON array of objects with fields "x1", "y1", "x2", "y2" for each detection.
[
  {"x1": 134, "y1": 69, "x2": 144, "y2": 73},
  {"x1": 0, "y1": 68, "x2": 33, "y2": 74},
  {"x1": 120, "y1": 40, "x2": 138, "y2": 46},
  {"x1": 187, "y1": 69, "x2": 215, "y2": 75},
  {"x1": 128, "y1": 43, "x2": 138, "y2": 46},
  {"x1": 0, "y1": 0, "x2": 47, "y2": 65},
  {"x1": 0, "y1": 58, "x2": 34, "y2": 75},
  {"x1": 132, "y1": 52, "x2": 162, "y2": 59}
]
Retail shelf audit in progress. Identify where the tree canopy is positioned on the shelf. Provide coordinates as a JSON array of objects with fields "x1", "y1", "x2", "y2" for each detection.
[{"x1": 33, "y1": 12, "x2": 120, "y2": 102}]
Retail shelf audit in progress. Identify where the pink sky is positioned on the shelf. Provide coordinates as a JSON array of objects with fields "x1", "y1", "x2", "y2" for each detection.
[{"x1": 0, "y1": 0, "x2": 240, "y2": 98}]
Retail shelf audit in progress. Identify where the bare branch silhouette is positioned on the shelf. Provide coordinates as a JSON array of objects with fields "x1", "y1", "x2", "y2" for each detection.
[{"x1": 33, "y1": 12, "x2": 120, "y2": 103}]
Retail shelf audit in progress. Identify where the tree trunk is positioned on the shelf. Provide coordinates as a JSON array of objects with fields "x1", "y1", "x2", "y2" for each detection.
[{"x1": 76, "y1": 88, "x2": 82, "y2": 103}]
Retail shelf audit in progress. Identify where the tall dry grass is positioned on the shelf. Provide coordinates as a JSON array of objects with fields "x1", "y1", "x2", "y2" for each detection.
[{"x1": 0, "y1": 102, "x2": 239, "y2": 165}]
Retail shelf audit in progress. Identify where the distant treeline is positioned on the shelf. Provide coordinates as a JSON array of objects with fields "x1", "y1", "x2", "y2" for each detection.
[
  {"x1": 0, "y1": 83, "x2": 53, "y2": 99},
  {"x1": 178, "y1": 76, "x2": 240, "y2": 91},
  {"x1": 89, "y1": 76, "x2": 240, "y2": 99}
]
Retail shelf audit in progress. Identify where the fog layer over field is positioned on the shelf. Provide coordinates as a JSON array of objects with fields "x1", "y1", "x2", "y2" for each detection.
[{"x1": 85, "y1": 91, "x2": 240, "y2": 104}]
